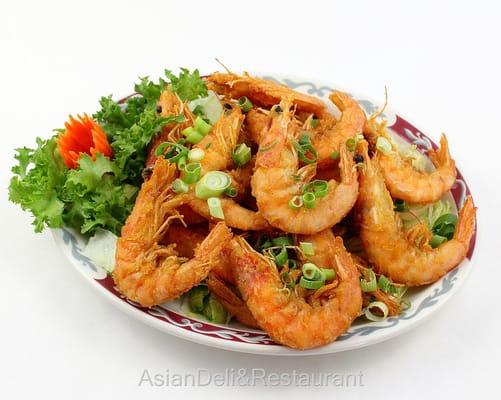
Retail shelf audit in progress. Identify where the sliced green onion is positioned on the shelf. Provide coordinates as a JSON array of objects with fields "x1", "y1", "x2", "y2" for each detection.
[
  {"x1": 194, "y1": 116, "x2": 212, "y2": 136},
  {"x1": 365, "y1": 301, "x2": 389, "y2": 322},
  {"x1": 224, "y1": 187, "x2": 237, "y2": 197},
  {"x1": 207, "y1": 197, "x2": 225, "y2": 219},
  {"x1": 195, "y1": 171, "x2": 231, "y2": 199},
  {"x1": 330, "y1": 150, "x2": 340, "y2": 160},
  {"x1": 287, "y1": 259, "x2": 298, "y2": 269},
  {"x1": 177, "y1": 156, "x2": 187, "y2": 171},
  {"x1": 378, "y1": 275, "x2": 392, "y2": 293},
  {"x1": 302, "y1": 262, "x2": 323, "y2": 281},
  {"x1": 298, "y1": 133, "x2": 311, "y2": 146},
  {"x1": 181, "y1": 162, "x2": 201, "y2": 184},
  {"x1": 294, "y1": 141, "x2": 318, "y2": 164},
  {"x1": 172, "y1": 178, "x2": 189, "y2": 194},
  {"x1": 237, "y1": 96, "x2": 253, "y2": 112},
  {"x1": 183, "y1": 127, "x2": 205, "y2": 144},
  {"x1": 203, "y1": 295, "x2": 227, "y2": 323},
  {"x1": 299, "y1": 241, "x2": 314, "y2": 256},
  {"x1": 302, "y1": 192, "x2": 316, "y2": 209},
  {"x1": 433, "y1": 213, "x2": 457, "y2": 228},
  {"x1": 376, "y1": 137, "x2": 392, "y2": 154},
  {"x1": 272, "y1": 236, "x2": 293, "y2": 247},
  {"x1": 321, "y1": 268, "x2": 336, "y2": 281},
  {"x1": 188, "y1": 286, "x2": 209, "y2": 313},
  {"x1": 360, "y1": 268, "x2": 377, "y2": 292},
  {"x1": 155, "y1": 141, "x2": 189, "y2": 163},
  {"x1": 393, "y1": 199, "x2": 408, "y2": 212},
  {"x1": 303, "y1": 180, "x2": 328, "y2": 198},
  {"x1": 188, "y1": 148, "x2": 205, "y2": 162},
  {"x1": 346, "y1": 137, "x2": 357, "y2": 152},
  {"x1": 429, "y1": 234, "x2": 447, "y2": 248},
  {"x1": 289, "y1": 195, "x2": 303, "y2": 209},
  {"x1": 273, "y1": 246, "x2": 288, "y2": 266},
  {"x1": 309, "y1": 118, "x2": 319, "y2": 128},
  {"x1": 232, "y1": 143, "x2": 252, "y2": 167},
  {"x1": 299, "y1": 277, "x2": 324, "y2": 290}
]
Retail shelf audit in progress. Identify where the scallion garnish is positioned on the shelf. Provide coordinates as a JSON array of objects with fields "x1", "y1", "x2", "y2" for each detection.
[
  {"x1": 181, "y1": 162, "x2": 201, "y2": 184},
  {"x1": 195, "y1": 171, "x2": 231, "y2": 199},
  {"x1": 299, "y1": 241, "x2": 315, "y2": 256},
  {"x1": 272, "y1": 236, "x2": 293, "y2": 247},
  {"x1": 299, "y1": 277, "x2": 324, "y2": 290},
  {"x1": 287, "y1": 259, "x2": 298, "y2": 269},
  {"x1": 322, "y1": 268, "x2": 336, "y2": 281},
  {"x1": 232, "y1": 143, "x2": 252, "y2": 167},
  {"x1": 360, "y1": 268, "x2": 377, "y2": 292},
  {"x1": 177, "y1": 156, "x2": 187, "y2": 171},
  {"x1": 302, "y1": 192, "x2": 316, "y2": 209},
  {"x1": 224, "y1": 187, "x2": 237, "y2": 198},
  {"x1": 376, "y1": 137, "x2": 392, "y2": 154},
  {"x1": 172, "y1": 178, "x2": 189, "y2": 194},
  {"x1": 194, "y1": 116, "x2": 212, "y2": 136},
  {"x1": 302, "y1": 262, "x2": 323, "y2": 281},
  {"x1": 155, "y1": 141, "x2": 189, "y2": 163},
  {"x1": 207, "y1": 197, "x2": 224, "y2": 219},
  {"x1": 365, "y1": 301, "x2": 389, "y2": 322},
  {"x1": 188, "y1": 148, "x2": 205, "y2": 162},
  {"x1": 289, "y1": 195, "x2": 303, "y2": 209},
  {"x1": 237, "y1": 96, "x2": 253, "y2": 112},
  {"x1": 303, "y1": 180, "x2": 328, "y2": 198},
  {"x1": 293, "y1": 139, "x2": 318, "y2": 164},
  {"x1": 273, "y1": 246, "x2": 288, "y2": 266},
  {"x1": 309, "y1": 117, "x2": 319, "y2": 128},
  {"x1": 182, "y1": 127, "x2": 204, "y2": 144}
]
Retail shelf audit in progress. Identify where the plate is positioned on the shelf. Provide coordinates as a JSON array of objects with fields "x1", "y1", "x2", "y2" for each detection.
[{"x1": 52, "y1": 73, "x2": 477, "y2": 356}]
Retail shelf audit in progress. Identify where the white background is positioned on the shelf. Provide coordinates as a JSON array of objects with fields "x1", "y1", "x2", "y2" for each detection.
[{"x1": 1, "y1": 1, "x2": 500, "y2": 399}]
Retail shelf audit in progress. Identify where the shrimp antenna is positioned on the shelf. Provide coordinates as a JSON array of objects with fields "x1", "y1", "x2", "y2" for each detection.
[
  {"x1": 215, "y1": 58, "x2": 232, "y2": 74},
  {"x1": 370, "y1": 86, "x2": 389, "y2": 120}
]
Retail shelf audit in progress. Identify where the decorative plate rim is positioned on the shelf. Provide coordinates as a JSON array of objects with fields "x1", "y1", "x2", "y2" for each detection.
[{"x1": 51, "y1": 72, "x2": 477, "y2": 356}]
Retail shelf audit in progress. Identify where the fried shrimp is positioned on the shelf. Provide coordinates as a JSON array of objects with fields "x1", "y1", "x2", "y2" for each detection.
[
  {"x1": 355, "y1": 141, "x2": 476, "y2": 286},
  {"x1": 194, "y1": 106, "x2": 243, "y2": 173},
  {"x1": 207, "y1": 72, "x2": 328, "y2": 116},
  {"x1": 311, "y1": 90, "x2": 366, "y2": 168},
  {"x1": 146, "y1": 89, "x2": 195, "y2": 168},
  {"x1": 228, "y1": 235, "x2": 362, "y2": 349},
  {"x1": 113, "y1": 157, "x2": 232, "y2": 307},
  {"x1": 364, "y1": 118, "x2": 457, "y2": 203},
  {"x1": 189, "y1": 197, "x2": 271, "y2": 231},
  {"x1": 251, "y1": 99, "x2": 359, "y2": 234}
]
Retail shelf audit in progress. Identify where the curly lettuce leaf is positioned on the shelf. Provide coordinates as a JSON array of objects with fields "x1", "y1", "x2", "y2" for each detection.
[
  {"x1": 165, "y1": 68, "x2": 208, "y2": 101},
  {"x1": 9, "y1": 137, "x2": 66, "y2": 232}
]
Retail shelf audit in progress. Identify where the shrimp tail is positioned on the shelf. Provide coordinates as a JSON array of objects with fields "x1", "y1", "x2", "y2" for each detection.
[
  {"x1": 340, "y1": 143, "x2": 357, "y2": 184},
  {"x1": 454, "y1": 196, "x2": 476, "y2": 246},
  {"x1": 428, "y1": 134, "x2": 454, "y2": 168}
]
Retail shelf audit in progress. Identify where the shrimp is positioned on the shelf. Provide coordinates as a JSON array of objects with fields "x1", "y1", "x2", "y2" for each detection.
[
  {"x1": 146, "y1": 89, "x2": 195, "y2": 168},
  {"x1": 113, "y1": 157, "x2": 233, "y2": 307},
  {"x1": 251, "y1": 99, "x2": 359, "y2": 234},
  {"x1": 310, "y1": 91, "x2": 366, "y2": 168},
  {"x1": 245, "y1": 108, "x2": 271, "y2": 144},
  {"x1": 355, "y1": 141, "x2": 476, "y2": 286},
  {"x1": 364, "y1": 117, "x2": 457, "y2": 203},
  {"x1": 161, "y1": 224, "x2": 208, "y2": 258},
  {"x1": 189, "y1": 197, "x2": 271, "y2": 231},
  {"x1": 228, "y1": 235, "x2": 362, "y2": 349},
  {"x1": 194, "y1": 106, "x2": 244, "y2": 174},
  {"x1": 206, "y1": 72, "x2": 328, "y2": 116}
]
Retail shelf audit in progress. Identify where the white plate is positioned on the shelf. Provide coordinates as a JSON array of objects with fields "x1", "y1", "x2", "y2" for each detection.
[{"x1": 52, "y1": 73, "x2": 477, "y2": 356}]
